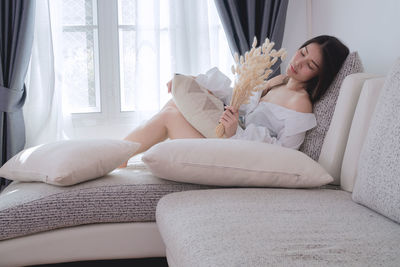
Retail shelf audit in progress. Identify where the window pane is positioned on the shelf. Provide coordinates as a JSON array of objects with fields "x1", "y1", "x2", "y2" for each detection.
[
  {"x1": 118, "y1": 0, "x2": 170, "y2": 112},
  {"x1": 118, "y1": 0, "x2": 136, "y2": 25},
  {"x1": 62, "y1": 0, "x2": 86, "y2": 25},
  {"x1": 62, "y1": 0, "x2": 97, "y2": 26},
  {"x1": 62, "y1": 0, "x2": 100, "y2": 113},
  {"x1": 119, "y1": 29, "x2": 136, "y2": 112},
  {"x1": 63, "y1": 30, "x2": 100, "y2": 112}
]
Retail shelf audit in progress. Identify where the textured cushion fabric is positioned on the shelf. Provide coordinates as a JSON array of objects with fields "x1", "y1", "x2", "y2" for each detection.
[
  {"x1": 172, "y1": 74, "x2": 224, "y2": 138},
  {"x1": 352, "y1": 58, "x2": 400, "y2": 223},
  {"x1": 156, "y1": 189, "x2": 400, "y2": 267},
  {"x1": 0, "y1": 164, "x2": 214, "y2": 241},
  {"x1": 341, "y1": 77, "x2": 385, "y2": 192},
  {"x1": 300, "y1": 52, "x2": 364, "y2": 161},
  {"x1": 143, "y1": 139, "x2": 333, "y2": 188},
  {"x1": 0, "y1": 139, "x2": 140, "y2": 186},
  {"x1": 317, "y1": 73, "x2": 380, "y2": 184}
]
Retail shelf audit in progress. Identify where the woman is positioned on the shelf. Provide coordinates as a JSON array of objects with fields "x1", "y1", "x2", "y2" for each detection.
[{"x1": 119, "y1": 35, "x2": 349, "y2": 167}]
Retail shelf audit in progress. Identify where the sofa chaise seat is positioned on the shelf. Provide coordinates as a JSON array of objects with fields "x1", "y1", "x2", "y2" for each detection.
[
  {"x1": 156, "y1": 188, "x2": 400, "y2": 267},
  {"x1": 0, "y1": 162, "x2": 215, "y2": 242}
]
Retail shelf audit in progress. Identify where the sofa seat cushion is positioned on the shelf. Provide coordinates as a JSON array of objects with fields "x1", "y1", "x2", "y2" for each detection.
[
  {"x1": 0, "y1": 160, "x2": 214, "y2": 241},
  {"x1": 156, "y1": 189, "x2": 400, "y2": 267}
]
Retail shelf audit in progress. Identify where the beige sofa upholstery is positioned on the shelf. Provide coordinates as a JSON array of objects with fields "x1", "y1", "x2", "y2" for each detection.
[
  {"x1": 0, "y1": 73, "x2": 391, "y2": 266},
  {"x1": 317, "y1": 73, "x2": 381, "y2": 184},
  {"x1": 340, "y1": 77, "x2": 386, "y2": 191},
  {"x1": 157, "y1": 189, "x2": 400, "y2": 267},
  {"x1": 0, "y1": 157, "x2": 213, "y2": 266},
  {"x1": 155, "y1": 74, "x2": 400, "y2": 266}
]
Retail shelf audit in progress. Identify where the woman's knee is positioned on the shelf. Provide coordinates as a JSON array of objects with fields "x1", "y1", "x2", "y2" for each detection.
[
  {"x1": 161, "y1": 99, "x2": 177, "y2": 110},
  {"x1": 159, "y1": 104, "x2": 181, "y2": 122}
]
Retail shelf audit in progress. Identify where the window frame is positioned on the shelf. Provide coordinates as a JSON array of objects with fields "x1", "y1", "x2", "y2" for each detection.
[
  {"x1": 68, "y1": 0, "x2": 234, "y2": 132},
  {"x1": 71, "y1": 0, "x2": 137, "y2": 128}
]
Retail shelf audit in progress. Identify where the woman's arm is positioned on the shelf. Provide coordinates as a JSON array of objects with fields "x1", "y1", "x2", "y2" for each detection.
[{"x1": 167, "y1": 80, "x2": 172, "y2": 93}]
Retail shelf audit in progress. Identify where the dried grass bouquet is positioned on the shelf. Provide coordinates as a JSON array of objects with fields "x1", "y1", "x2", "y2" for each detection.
[{"x1": 215, "y1": 37, "x2": 287, "y2": 138}]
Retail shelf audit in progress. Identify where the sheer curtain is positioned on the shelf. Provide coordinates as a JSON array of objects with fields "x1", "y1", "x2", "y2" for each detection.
[
  {"x1": 135, "y1": 0, "x2": 234, "y2": 112},
  {"x1": 24, "y1": 0, "x2": 74, "y2": 148},
  {"x1": 24, "y1": 0, "x2": 233, "y2": 147}
]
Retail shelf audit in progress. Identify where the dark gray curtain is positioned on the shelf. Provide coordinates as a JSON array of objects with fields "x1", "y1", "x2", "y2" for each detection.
[
  {"x1": 214, "y1": 0, "x2": 288, "y2": 75},
  {"x1": 0, "y1": 0, "x2": 35, "y2": 192}
]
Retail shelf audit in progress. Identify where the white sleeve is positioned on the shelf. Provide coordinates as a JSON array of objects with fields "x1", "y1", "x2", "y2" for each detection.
[
  {"x1": 229, "y1": 123, "x2": 306, "y2": 150},
  {"x1": 195, "y1": 67, "x2": 233, "y2": 105}
]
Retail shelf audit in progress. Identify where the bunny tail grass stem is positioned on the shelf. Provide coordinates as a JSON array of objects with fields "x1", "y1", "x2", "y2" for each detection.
[{"x1": 215, "y1": 37, "x2": 286, "y2": 138}]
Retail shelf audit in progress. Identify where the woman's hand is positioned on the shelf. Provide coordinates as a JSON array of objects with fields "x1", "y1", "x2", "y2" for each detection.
[
  {"x1": 220, "y1": 106, "x2": 239, "y2": 138},
  {"x1": 167, "y1": 80, "x2": 172, "y2": 93}
]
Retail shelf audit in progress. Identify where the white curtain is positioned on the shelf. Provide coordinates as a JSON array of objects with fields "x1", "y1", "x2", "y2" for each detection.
[
  {"x1": 24, "y1": 0, "x2": 233, "y2": 147},
  {"x1": 24, "y1": 0, "x2": 74, "y2": 148},
  {"x1": 169, "y1": 0, "x2": 233, "y2": 76},
  {"x1": 134, "y1": 0, "x2": 233, "y2": 112},
  {"x1": 169, "y1": 0, "x2": 212, "y2": 75}
]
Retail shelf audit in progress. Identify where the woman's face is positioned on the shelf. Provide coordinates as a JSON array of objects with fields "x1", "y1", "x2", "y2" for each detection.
[{"x1": 286, "y1": 42, "x2": 323, "y2": 82}]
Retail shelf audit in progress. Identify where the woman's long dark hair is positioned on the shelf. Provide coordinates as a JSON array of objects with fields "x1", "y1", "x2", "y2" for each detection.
[{"x1": 300, "y1": 35, "x2": 349, "y2": 103}]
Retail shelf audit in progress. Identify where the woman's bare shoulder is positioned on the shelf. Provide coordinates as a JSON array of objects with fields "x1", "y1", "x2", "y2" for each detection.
[
  {"x1": 262, "y1": 74, "x2": 288, "y2": 97},
  {"x1": 287, "y1": 93, "x2": 313, "y2": 113}
]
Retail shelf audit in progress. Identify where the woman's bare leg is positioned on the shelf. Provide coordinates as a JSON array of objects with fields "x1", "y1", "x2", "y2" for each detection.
[{"x1": 119, "y1": 100, "x2": 204, "y2": 167}]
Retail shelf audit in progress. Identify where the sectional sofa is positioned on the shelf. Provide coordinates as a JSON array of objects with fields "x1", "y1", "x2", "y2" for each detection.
[
  {"x1": 155, "y1": 65, "x2": 400, "y2": 266},
  {"x1": 1, "y1": 66, "x2": 400, "y2": 266}
]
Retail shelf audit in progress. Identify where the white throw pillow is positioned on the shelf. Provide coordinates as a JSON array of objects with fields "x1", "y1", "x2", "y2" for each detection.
[
  {"x1": 142, "y1": 139, "x2": 333, "y2": 188},
  {"x1": 172, "y1": 74, "x2": 224, "y2": 138},
  {"x1": 0, "y1": 139, "x2": 140, "y2": 186}
]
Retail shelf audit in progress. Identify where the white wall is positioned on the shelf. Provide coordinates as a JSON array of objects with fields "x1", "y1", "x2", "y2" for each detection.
[
  {"x1": 282, "y1": 0, "x2": 400, "y2": 75},
  {"x1": 281, "y1": 0, "x2": 308, "y2": 73}
]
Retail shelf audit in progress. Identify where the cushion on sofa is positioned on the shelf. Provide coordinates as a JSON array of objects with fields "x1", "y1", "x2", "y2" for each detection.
[
  {"x1": 341, "y1": 77, "x2": 385, "y2": 192},
  {"x1": 142, "y1": 138, "x2": 333, "y2": 188},
  {"x1": 0, "y1": 165, "x2": 214, "y2": 241},
  {"x1": 352, "y1": 58, "x2": 400, "y2": 223},
  {"x1": 317, "y1": 73, "x2": 379, "y2": 184},
  {"x1": 300, "y1": 52, "x2": 364, "y2": 161},
  {"x1": 172, "y1": 74, "x2": 224, "y2": 138},
  {"x1": 156, "y1": 189, "x2": 400, "y2": 266},
  {"x1": 0, "y1": 139, "x2": 140, "y2": 186}
]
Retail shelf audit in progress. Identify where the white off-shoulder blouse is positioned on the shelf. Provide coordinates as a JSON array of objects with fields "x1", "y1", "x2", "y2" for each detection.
[{"x1": 195, "y1": 67, "x2": 317, "y2": 150}]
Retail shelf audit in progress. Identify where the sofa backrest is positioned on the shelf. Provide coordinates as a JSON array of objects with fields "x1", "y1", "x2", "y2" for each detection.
[
  {"x1": 317, "y1": 73, "x2": 382, "y2": 185},
  {"x1": 341, "y1": 77, "x2": 386, "y2": 192}
]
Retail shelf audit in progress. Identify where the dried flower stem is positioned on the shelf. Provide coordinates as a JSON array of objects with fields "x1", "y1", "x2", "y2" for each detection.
[{"x1": 215, "y1": 37, "x2": 287, "y2": 138}]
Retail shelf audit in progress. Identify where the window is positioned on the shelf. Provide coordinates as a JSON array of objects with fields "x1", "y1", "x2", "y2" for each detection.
[
  {"x1": 60, "y1": 0, "x2": 233, "y2": 128},
  {"x1": 62, "y1": 0, "x2": 100, "y2": 113}
]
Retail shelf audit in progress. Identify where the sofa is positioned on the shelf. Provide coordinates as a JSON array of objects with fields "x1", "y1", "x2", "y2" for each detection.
[
  {"x1": 155, "y1": 68, "x2": 400, "y2": 266},
  {"x1": 0, "y1": 68, "x2": 399, "y2": 266}
]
